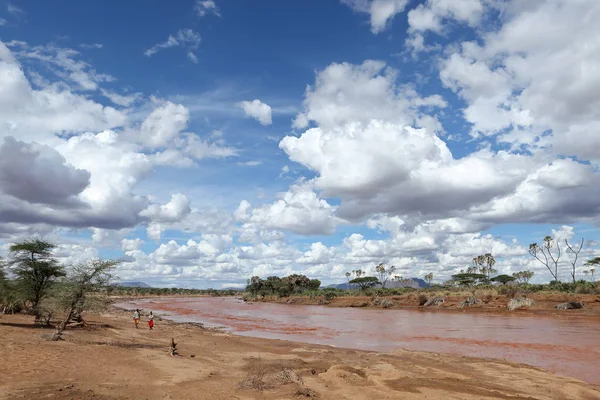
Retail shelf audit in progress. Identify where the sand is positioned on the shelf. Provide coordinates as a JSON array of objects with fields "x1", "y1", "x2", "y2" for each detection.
[{"x1": 1, "y1": 311, "x2": 599, "y2": 400}]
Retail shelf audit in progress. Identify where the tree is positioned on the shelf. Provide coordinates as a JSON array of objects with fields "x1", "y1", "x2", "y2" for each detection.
[
  {"x1": 512, "y1": 270, "x2": 534, "y2": 284},
  {"x1": 472, "y1": 253, "x2": 497, "y2": 279},
  {"x1": 529, "y1": 236, "x2": 561, "y2": 281},
  {"x1": 49, "y1": 259, "x2": 117, "y2": 340},
  {"x1": 246, "y1": 276, "x2": 263, "y2": 294},
  {"x1": 344, "y1": 272, "x2": 351, "y2": 284},
  {"x1": 9, "y1": 239, "x2": 65, "y2": 320},
  {"x1": 375, "y1": 263, "x2": 396, "y2": 288},
  {"x1": 565, "y1": 238, "x2": 584, "y2": 283},
  {"x1": 308, "y1": 279, "x2": 321, "y2": 290},
  {"x1": 424, "y1": 272, "x2": 434, "y2": 286},
  {"x1": 451, "y1": 273, "x2": 487, "y2": 286},
  {"x1": 490, "y1": 274, "x2": 516, "y2": 285},
  {"x1": 584, "y1": 257, "x2": 599, "y2": 282},
  {"x1": 348, "y1": 277, "x2": 379, "y2": 290},
  {"x1": 263, "y1": 276, "x2": 283, "y2": 295},
  {"x1": 284, "y1": 274, "x2": 311, "y2": 293}
]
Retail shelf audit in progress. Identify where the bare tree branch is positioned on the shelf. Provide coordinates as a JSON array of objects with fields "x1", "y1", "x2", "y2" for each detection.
[{"x1": 565, "y1": 238, "x2": 584, "y2": 283}]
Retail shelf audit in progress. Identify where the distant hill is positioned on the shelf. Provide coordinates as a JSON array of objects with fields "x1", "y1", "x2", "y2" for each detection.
[
  {"x1": 118, "y1": 281, "x2": 152, "y2": 288},
  {"x1": 326, "y1": 278, "x2": 429, "y2": 290}
]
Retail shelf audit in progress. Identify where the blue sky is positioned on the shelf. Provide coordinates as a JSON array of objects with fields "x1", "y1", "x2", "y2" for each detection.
[{"x1": 1, "y1": 0, "x2": 600, "y2": 288}]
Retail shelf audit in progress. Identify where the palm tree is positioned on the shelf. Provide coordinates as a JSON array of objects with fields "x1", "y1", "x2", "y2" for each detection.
[{"x1": 584, "y1": 257, "x2": 600, "y2": 282}]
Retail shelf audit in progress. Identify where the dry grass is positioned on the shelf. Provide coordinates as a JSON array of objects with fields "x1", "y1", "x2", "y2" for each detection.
[
  {"x1": 295, "y1": 387, "x2": 320, "y2": 397},
  {"x1": 238, "y1": 357, "x2": 304, "y2": 391}
]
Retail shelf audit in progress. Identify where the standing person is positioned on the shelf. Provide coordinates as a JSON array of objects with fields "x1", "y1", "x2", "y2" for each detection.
[
  {"x1": 133, "y1": 309, "x2": 140, "y2": 329},
  {"x1": 148, "y1": 311, "x2": 154, "y2": 330}
]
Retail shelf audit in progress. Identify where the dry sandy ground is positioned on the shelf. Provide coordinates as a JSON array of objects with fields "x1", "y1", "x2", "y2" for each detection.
[{"x1": 1, "y1": 312, "x2": 599, "y2": 400}]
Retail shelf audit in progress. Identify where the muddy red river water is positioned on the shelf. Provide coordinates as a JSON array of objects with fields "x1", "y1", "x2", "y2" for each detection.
[{"x1": 115, "y1": 297, "x2": 600, "y2": 385}]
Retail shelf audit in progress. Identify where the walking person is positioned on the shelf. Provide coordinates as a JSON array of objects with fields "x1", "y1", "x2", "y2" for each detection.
[
  {"x1": 133, "y1": 309, "x2": 140, "y2": 329},
  {"x1": 147, "y1": 311, "x2": 154, "y2": 330}
]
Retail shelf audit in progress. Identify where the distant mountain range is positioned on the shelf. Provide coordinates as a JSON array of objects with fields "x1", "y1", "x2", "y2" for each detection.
[
  {"x1": 326, "y1": 278, "x2": 429, "y2": 290},
  {"x1": 117, "y1": 281, "x2": 152, "y2": 288}
]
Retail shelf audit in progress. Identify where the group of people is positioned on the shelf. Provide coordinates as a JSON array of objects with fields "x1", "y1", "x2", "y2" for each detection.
[{"x1": 133, "y1": 309, "x2": 154, "y2": 330}]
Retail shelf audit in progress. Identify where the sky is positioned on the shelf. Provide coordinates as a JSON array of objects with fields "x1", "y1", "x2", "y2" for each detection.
[{"x1": 1, "y1": 0, "x2": 599, "y2": 288}]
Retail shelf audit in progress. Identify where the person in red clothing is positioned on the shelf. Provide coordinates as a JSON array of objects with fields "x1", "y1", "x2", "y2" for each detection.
[{"x1": 147, "y1": 311, "x2": 154, "y2": 330}]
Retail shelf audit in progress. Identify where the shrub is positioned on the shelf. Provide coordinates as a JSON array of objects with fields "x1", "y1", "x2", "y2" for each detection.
[
  {"x1": 498, "y1": 286, "x2": 520, "y2": 299},
  {"x1": 555, "y1": 301, "x2": 584, "y2": 310},
  {"x1": 459, "y1": 296, "x2": 479, "y2": 308},
  {"x1": 507, "y1": 297, "x2": 535, "y2": 311},
  {"x1": 424, "y1": 296, "x2": 444, "y2": 307},
  {"x1": 324, "y1": 291, "x2": 337, "y2": 301}
]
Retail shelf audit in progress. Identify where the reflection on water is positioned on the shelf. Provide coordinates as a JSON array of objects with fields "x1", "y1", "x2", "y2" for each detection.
[{"x1": 115, "y1": 297, "x2": 600, "y2": 385}]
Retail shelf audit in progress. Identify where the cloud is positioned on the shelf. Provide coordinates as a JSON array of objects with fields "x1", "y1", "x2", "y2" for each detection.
[
  {"x1": 341, "y1": 0, "x2": 409, "y2": 33},
  {"x1": 0, "y1": 40, "x2": 236, "y2": 236},
  {"x1": 7, "y1": 2, "x2": 24, "y2": 17},
  {"x1": 0, "y1": 17, "x2": 7, "y2": 25},
  {"x1": 407, "y1": 0, "x2": 484, "y2": 34},
  {"x1": 140, "y1": 193, "x2": 192, "y2": 223},
  {"x1": 0, "y1": 137, "x2": 90, "y2": 206},
  {"x1": 433, "y1": 0, "x2": 600, "y2": 161},
  {"x1": 7, "y1": 41, "x2": 115, "y2": 91},
  {"x1": 237, "y1": 161, "x2": 262, "y2": 167},
  {"x1": 291, "y1": 60, "x2": 446, "y2": 131},
  {"x1": 79, "y1": 43, "x2": 103, "y2": 50},
  {"x1": 139, "y1": 98, "x2": 190, "y2": 148},
  {"x1": 0, "y1": 42, "x2": 125, "y2": 141},
  {"x1": 238, "y1": 182, "x2": 339, "y2": 235},
  {"x1": 238, "y1": 99, "x2": 273, "y2": 126},
  {"x1": 195, "y1": 0, "x2": 221, "y2": 17},
  {"x1": 281, "y1": 50, "x2": 600, "y2": 230},
  {"x1": 144, "y1": 29, "x2": 201, "y2": 63},
  {"x1": 100, "y1": 89, "x2": 141, "y2": 107}
]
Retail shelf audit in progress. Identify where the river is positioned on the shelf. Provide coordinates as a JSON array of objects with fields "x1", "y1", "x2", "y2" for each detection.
[{"x1": 114, "y1": 296, "x2": 600, "y2": 385}]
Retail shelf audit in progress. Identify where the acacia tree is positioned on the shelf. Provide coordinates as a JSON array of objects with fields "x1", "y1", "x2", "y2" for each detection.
[
  {"x1": 424, "y1": 272, "x2": 434, "y2": 286},
  {"x1": 529, "y1": 236, "x2": 561, "y2": 281},
  {"x1": 490, "y1": 274, "x2": 516, "y2": 285},
  {"x1": 49, "y1": 259, "x2": 118, "y2": 340},
  {"x1": 9, "y1": 239, "x2": 65, "y2": 320},
  {"x1": 512, "y1": 270, "x2": 534, "y2": 284},
  {"x1": 375, "y1": 263, "x2": 396, "y2": 288},
  {"x1": 349, "y1": 276, "x2": 379, "y2": 290},
  {"x1": 565, "y1": 238, "x2": 584, "y2": 283}
]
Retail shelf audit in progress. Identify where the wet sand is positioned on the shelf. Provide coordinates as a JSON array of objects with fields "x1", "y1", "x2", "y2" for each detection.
[
  {"x1": 1, "y1": 311, "x2": 599, "y2": 400},
  {"x1": 116, "y1": 296, "x2": 600, "y2": 386}
]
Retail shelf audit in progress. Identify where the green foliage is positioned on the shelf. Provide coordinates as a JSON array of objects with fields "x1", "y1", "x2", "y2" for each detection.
[
  {"x1": 472, "y1": 254, "x2": 497, "y2": 279},
  {"x1": 8, "y1": 239, "x2": 65, "y2": 318},
  {"x1": 512, "y1": 270, "x2": 534, "y2": 284},
  {"x1": 375, "y1": 263, "x2": 396, "y2": 288},
  {"x1": 47, "y1": 259, "x2": 119, "y2": 333},
  {"x1": 348, "y1": 276, "x2": 380, "y2": 290},
  {"x1": 0, "y1": 258, "x2": 22, "y2": 313},
  {"x1": 309, "y1": 279, "x2": 321, "y2": 290},
  {"x1": 423, "y1": 272, "x2": 434, "y2": 286},
  {"x1": 244, "y1": 274, "x2": 319, "y2": 297},
  {"x1": 450, "y1": 273, "x2": 488, "y2": 286},
  {"x1": 490, "y1": 274, "x2": 516, "y2": 284}
]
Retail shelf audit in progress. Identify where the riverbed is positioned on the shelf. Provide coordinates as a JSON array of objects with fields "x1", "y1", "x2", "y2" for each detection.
[{"x1": 114, "y1": 296, "x2": 600, "y2": 385}]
